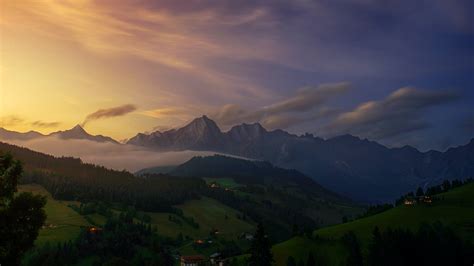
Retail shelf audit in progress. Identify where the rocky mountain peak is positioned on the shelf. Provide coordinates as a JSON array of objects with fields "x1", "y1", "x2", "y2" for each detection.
[
  {"x1": 182, "y1": 115, "x2": 222, "y2": 136},
  {"x1": 228, "y1": 122, "x2": 267, "y2": 141}
]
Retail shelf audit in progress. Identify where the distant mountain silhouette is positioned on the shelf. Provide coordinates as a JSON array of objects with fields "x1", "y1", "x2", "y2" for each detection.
[
  {"x1": 0, "y1": 125, "x2": 118, "y2": 144},
  {"x1": 0, "y1": 128, "x2": 45, "y2": 140},
  {"x1": 49, "y1": 125, "x2": 118, "y2": 143},
  {"x1": 128, "y1": 116, "x2": 474, "y2": 203}
]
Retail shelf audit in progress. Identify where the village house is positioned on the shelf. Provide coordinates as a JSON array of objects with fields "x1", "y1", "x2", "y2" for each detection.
[
  {"x1": 240, "y1": 232, "x2": 254, "y2": 241},
  {"x1": 87, "y1": 226, "x2": 103, "y2": 234},
  {"x1": 180, "y1": 255, "x2": 206, "y2": 266},
  {"x1": 404, "y1": 195, "x2": 432, "y2": 206},
  {"x1": 421, "y1": 195, "x2": 432, "y2": 203},
  {"x1": 210, "y1": 252, "x2": 227, "y2": 266},
  {"x1": 210, "y1": 228, "x2": 220, "y2": 235},
  {"x1": 404, "y1": 198, "x2": 416, "y2": 205}
]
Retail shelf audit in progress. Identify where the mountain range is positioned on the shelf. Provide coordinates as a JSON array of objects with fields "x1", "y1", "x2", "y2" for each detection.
[
  {"x1": 127, "y1": 116, "x2": 474, "y2": 203},
  {"x1": 0, "y1": 125, "x2": 118, "y2": 143},
  {"x1": 2, "y1": 116, "x2": 473, "y2": 203}
]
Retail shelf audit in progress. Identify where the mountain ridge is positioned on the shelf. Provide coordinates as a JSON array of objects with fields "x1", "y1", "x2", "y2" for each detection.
[
  {"x1": 2, "y1": 116, "x2": 473, "y2": 203},
  {"x1": 127, "y1": 116, "x2": 474, "y2": 203},
  {"x1": 0, "y1": 125, "x2": 118, "y2": 144},
  {"x1": 49, "y1": 124, "x2": 118, "y2": 143}
]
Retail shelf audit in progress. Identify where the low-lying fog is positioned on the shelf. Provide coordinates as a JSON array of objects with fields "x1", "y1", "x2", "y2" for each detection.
[{"x1": 2, "y1": 137, "x2": 232, "y2": 173}]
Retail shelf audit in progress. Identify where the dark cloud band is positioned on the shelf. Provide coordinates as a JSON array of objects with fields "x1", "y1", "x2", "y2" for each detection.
[{"x1": 81, "y1": 104, "x2": 137, "y2": 126}]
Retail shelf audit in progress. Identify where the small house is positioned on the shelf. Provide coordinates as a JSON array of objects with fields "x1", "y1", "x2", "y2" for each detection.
[
  {"x1": 87, "y1": 226, "x2": 103, "y2": 234},
  {"x1": 210, "y1": 253, "x2": 227, "y2": 266},
  {"x1": 422, "y1": 195, "x2": 432, "y2": 204},
  {"x1": 240, "y1": 232, "x2": 254, "y2": 241},
  {"x1": 404, "y1": 198, "x2": 416, "y2": 205},
  {"x1": 180, "y1": 255, "x2": 206, "y2": 266}
]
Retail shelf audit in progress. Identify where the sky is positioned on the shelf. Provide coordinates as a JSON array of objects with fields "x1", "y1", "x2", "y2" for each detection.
[{"x1": 0, "y1": 0, "x2": 473, "y2": 151}]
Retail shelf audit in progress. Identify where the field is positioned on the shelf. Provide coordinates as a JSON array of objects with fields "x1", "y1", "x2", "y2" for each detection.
[
  {"x1": 315, "y1": 182, "x2": 474, "y2": 245},
  {"x1": 272, "y1": 237, "x2": 348, "y2": 266},
  {"x1": 149, "y1": 196, "x2": 254, "y2": 240},
  {"x1": 203, "y1": 177, "x2": 243, "y2": 189},
  {"x1": 18, "y1": 184, "x2": 91, "y2": 245},
  {"x1": 19, "y1": 183, "x2": 254, "y2": 250},
  {"x1": 272, "y1": 183, "x2": 474, "y2": 265}
]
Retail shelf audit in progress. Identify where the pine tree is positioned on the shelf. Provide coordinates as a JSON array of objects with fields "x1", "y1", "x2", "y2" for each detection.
[
  {"x1": 248, "y1": 223, "x2": 274, "y2": 266},
  {"x1": 368, "y1": 226, "x2": 383, "y2": 266},
  {"x1": 286, "y1": 256, "x2": 297, "y2": 266},
  {"x1": 342, "y1": 231, "x2": 363, "y2": 266},
  {"x1": 442, "y1": 180, "x2": 452, "y2": 191},
  {"x1": 306, "y1": 253, "x2": 316, "y2": 266},
  {"x1": 416, "y1": 187, "x2": 424, "y2": 197}
]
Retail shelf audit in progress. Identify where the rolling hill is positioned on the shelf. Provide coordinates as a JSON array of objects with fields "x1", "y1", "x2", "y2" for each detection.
[
  {"x1": 314, "y1": 182, "x2": 474, "y2": 244},
  {"x1": 1, "y1": 141, "x2": 359, "y2": 246},
  {"x1": 272, "y1": 182, "x2": 474, "y2": 265},
  {"x1": 17, "y1": 184, "x2": 91, "y2": 245},
  {"x1": 167, "y1": 155, "x2": 344, "y2": 201}
]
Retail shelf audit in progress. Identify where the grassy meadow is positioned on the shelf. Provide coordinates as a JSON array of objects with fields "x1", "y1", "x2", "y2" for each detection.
[
  {"x1": 19, "y1": 184, "x2": 255, "y2": 255},
  {"x1": 271, "y1": 183, "x2": 474, "y2": 265},
  {"x1": 18, "y1": 184, "x2": 91, "y2": 245}
]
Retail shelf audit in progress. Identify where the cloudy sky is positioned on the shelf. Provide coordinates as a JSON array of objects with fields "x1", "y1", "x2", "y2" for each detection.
[{"x1": 0, "y1": 0, "x2": 473, "y2": 151}]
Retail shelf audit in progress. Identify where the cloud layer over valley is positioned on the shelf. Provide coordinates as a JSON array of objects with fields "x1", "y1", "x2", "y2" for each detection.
[{"x1": 1, "y1": 137, "x2": 227, "y2": 173}]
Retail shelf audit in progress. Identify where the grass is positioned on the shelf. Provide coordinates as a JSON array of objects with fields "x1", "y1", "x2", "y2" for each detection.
[
  {"x1": 147, "y1": 212, "x2": 197, "y2": 238},
  {"x1": 17, "y1": 184, "x2": 91, "y2": 245},
  {"x1": 148, "y1": 196, "x2": 255, "y2": 258},
  {"x1": 315, "y1": 183, "x2": 474, "y2": 246},
  {"x1": 272, "y1": 183, "x2": 474, "y2": 265},
  {"x1": 272, "y1": 237, "x2": 348, "y2": 266},
  {"x1": 177, "y1": 197, "x2": 254, "y2": 239},
  {"x1": 19, "y1": 184, "x2": 253, "y2": 249},
  {"x1": 149, "y1": 196, "x2": 254, "y2": 241},
  {"x1": 203, "y1": 177, "x2": 243, "y2": 189},
  {"x1": 86, "y1": 213, "x2": 108, "y2": 226}
]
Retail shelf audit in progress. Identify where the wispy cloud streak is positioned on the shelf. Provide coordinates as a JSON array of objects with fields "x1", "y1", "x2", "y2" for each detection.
[{"x1": 82, "y1": 104, "x2": 137, "y2": 126}]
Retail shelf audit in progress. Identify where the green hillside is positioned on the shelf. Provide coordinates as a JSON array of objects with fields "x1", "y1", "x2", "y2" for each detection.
[
  {"x1": 272, "y1": 183, "x2": 474, "y2": 265},
  {"x1": 18, "y1": 184, "x2": 91, "y2": 245},
  {"x1": 19, "y1": 184, "x2": 254, "y2": 258},
  {"x1": 315, "y1": 182, "x2": 474, "y2": 245},
  {"x1": 148, "y1": 196, "x2": 254, "y2": 240},
  {"x1": 272, "y1": 237, "x2": 347, "y2": 266}
]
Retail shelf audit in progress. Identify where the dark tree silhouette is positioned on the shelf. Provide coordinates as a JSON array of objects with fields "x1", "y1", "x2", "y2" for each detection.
[
  {"x1": 0, "y1": 153, "x2": 46, "y2": 265},
  {"x1": 416, "y1": 187, "x2": 424, "y2": 197},
  {"x1": 342, "y1": 231, "x2": 363, "y2": 266},
  {"x1": 286, "y1": 256, "x2": 296, "y2": 266},
  {"x1": 248, "y1": 223, "x2": 274, "y2": 266},
  {"x1": 367, "y1": 223, "x2": 474, "y2": 266},
  {"x1": 368, "y1": 226, "x2": 383, "y2": 266},
  {"x1": 306, "y1": 253, "x2": 316, "y2": 266},
  {"x1": 442, "y1": 180, "x2": 451, "y2": 191}
]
